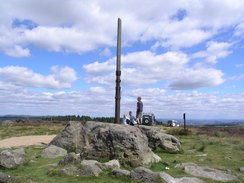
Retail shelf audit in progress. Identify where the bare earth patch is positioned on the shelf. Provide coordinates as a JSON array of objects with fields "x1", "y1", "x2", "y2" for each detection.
[{"x1": 0, "y1": 135, "x2": 56, "y2": 148}]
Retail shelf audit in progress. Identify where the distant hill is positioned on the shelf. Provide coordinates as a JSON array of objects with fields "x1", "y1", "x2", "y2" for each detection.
[
  {"x1": 1, "y1": 115, "x2": 243, "y2": 127},
  {"x1": 0, "y1": 115, "x2": 44, "y2": 121},
  {"x1": 157, "y1": 118, "x2": 244, "y2": 127}
]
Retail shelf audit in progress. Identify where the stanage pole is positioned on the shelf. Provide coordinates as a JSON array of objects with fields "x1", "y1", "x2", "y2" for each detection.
[{"x1": 115, "y1": 18, "x2": 122, "y2": 124}]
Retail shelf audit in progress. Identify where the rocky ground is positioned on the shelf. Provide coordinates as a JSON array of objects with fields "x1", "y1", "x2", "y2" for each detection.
[{"x1": 0, "y1": 120, "x2": 243, "y2": 183}]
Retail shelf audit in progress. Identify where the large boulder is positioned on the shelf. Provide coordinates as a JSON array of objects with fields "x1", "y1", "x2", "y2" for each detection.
[
  {"x1": 110, "y1": 169, "x2": 130, "y2": 177},
  {"x1": 175, "y1": 162, "x2": 237, "y2": 182},
  {"x1": 49, "y1": 121, "x2": 161, "y2": 167},
  {"x1": 59, "y1": 166, "x2": 82, "y2": 176},
  {"x1": 41, "y1": 145, "x2": 67, "y2": 159},
  {"x1": 138, "y1": 125, "x2": 181, "y2": 152},
  {"x1": 58, "y1": 152, "x2": 80, "y2": 165},
  {"x1": 131, "y1": 167, "x2": 204, "y2": 183},
  {"x1": 159, "y1": 172, "x2": 204, "y2": 183},
  {"x1": 130, "y1": 167, "x2": 160, "y2": 183},
  {"x1": 0, "y1": 172, "x2": 11, "y2": 183},
  {"x1": 79, "y1": 164, "x2": 102, "y2": 176},
  {"x1": 80, "y1": 159, "x2": 120, "y2": 170},
  {"x1": 0, "y1": 148, "x2": 26, "y2": 168}
]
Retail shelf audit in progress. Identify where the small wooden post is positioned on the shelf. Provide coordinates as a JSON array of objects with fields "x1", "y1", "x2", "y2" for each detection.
[{"x1": 183, "y1": 113, "x2": 186, "y2": 129}]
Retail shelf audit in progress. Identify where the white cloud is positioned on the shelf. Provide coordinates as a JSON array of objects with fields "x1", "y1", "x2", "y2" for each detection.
[
  {"x1": 192, "y1": 41, "x2": 233, "y2": 64},
  {"x1": 162, "y1": 29, "x2": 213, "y2": 49},
  {"x1": 0, "y1": 66, "x2": 78, "y2": 89},
  {"x1": 0, "y1": 86, "x2": 243, "y2": 119},
  {"x1": 0, "y1": 81, "x2": 24, "y2": 91},
  {"x1": 167, "y1": 68, "x2": 224, "y2": 90},
  {"x1": 5, "y1": 45, "x2": 30, "y2": 57},
  {"x1": 235, "y1": 63, "x2": 244, "y2": 68},
  {"x1": 0, "y1": 0, "x2": 243, "y2": 56},
  {"x1": 24, "y1": 26, "x2": 114, "y2": 53},
  {"x1": 234, "y1": 22, "x2": 244, "y2": 37},
  {"x1": 228, "y1": 74, "x2": 244, "y2": 81},
  {"x1": 83, "y1": 50, "x2": 224, "y2": 90},
  {"x1": 100, "y1": 48, "x2": 112, "y2": 57},
  {"x1": 0, "y1": 26, "x2": 29, "y2": 57}
]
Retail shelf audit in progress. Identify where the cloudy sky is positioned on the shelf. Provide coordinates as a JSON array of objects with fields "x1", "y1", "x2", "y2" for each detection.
[{"x1": 0, "y1": 0, "x2": 244, "y2": 119}]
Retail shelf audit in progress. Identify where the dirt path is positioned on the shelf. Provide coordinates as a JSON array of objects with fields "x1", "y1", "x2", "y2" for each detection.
[{"x1": 0, "y1": 135, "x2": 56, "y2": 149}]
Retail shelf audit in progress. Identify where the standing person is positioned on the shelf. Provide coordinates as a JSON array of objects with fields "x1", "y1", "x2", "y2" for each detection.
[
  {"x1": 136, "y1": 97, "x2": 143, "y2": 124},
  {"x1": 129, "y1": 111, "x2": 137, "y2": 125}
]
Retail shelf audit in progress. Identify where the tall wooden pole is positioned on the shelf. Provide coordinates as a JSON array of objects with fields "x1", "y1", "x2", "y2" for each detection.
[{"x1": 115, "y1": 18, "x2": 122, "y2": 124}]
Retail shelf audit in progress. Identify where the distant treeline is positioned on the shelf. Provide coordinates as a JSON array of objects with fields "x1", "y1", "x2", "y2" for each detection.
[
  {"x1": 42, "y1": 115, "x2": 117, "y2": 123},
  {"x1": 0, "y1": 115, "x2": 42, "y2": 120}
]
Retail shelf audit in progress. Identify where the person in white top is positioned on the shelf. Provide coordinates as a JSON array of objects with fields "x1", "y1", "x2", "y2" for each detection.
[{"x1": 121, "y1": 114, "x2": 129, "y2": 125}]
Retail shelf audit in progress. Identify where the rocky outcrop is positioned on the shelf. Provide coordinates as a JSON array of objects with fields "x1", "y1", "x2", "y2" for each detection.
[
  {"x1": 59, "y1": 159, "x2": 119, "y2": 177},
  {"x1": 0, "y1": 172, "x2": 11, "y2": 183},
  {"x1": 110, "y1": 169, "x2": 130, "y2": 177},
  {"x1": 138, "y1": 125, "x2": 181, "y2": 152},
  {"x1": 130, "y1": 167, "x2": 160, "y2": 183},
  {"x1": 130, "y1": 167, "x2": 204, "y2": 183},
  {"x1": 49, "y1": 121, "x2": 84, "y2": 152},
  {"x1": 59, "y1": 166, "x2": 81, "y2": 176},
  {"x1": 175, "y1": 162, "x2": 237, "y2": 182},
  {"x1": 50, "y1": 121, "x2": 161, "y2": 167},
  {"x1": 80, "y1": 159, "x2": 120, "y2": 170},
  {"x1": 41, "y1": 145, "x2": 67, "y2": 159},
  {"x1": 58, "y1": 152, "x2": 80, "y2": 165},
  {"x1": 80, "y1": 164, "x2": 103, "y2": 176},
  {"x1": 0, "y1": 148, "x2": 26, "y2": 168},
  {"x1": 159, "y1": 172, "x2": 205, "y2": 183},
  {"x1": 102, "y1": 160, "x2": 120, "y2": 169}
]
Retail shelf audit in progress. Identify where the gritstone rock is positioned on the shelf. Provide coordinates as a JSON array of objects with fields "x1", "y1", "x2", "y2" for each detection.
[
  {"x1": 138, "y1": 125, "x2": 181, "y2": 152},
  {"x1": 49, "y1": 121, "x2": 162, "y2": 167},
  {"x1": 41, "y1": 145, "x2": 67, "y2": 159},
  {"x1": 59, "y1": 166, "x2": 81, "y2": 176},
  {"x1": 131, "y1": 167, "x2": 205, "y2": 183},
  {"x1": 110, "y1": 169, "x2": 130, "y2": 177},
  {"x1": 0, "y1": 148, "x2": 26, "y2": 168},
  {"x1": 80, "y1": 159, "x2": 120, "y2": 170},
  {"x1": 80, "y1": 164, "x2": 102, "y2": 176},
  {"x1": 58, "y1": 152, "x2": 80, "y2": 165},
  {"x1": 0, "y1": 172, "x2": 11, "y2": 183},
  {"x1": 130, "y1": 167, "x2": 160, "y2": 183},
  {"x1": 175, "y1": 162, "x2": 237, "y2": 182}
]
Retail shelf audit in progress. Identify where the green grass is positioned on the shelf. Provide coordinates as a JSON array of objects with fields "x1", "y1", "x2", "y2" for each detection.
[
  {"x1": 0, "y1": 125, "x2": 243, "y2": 183},
  {"x1": 150, "y1": 133, "x2": 244, "y2": 183},
  {"x1": 0, "y1": 146, "x2": 137, "y2": 183},
  {"x1": 0, "y1": 124, "x2": 64, "y2": 140}
]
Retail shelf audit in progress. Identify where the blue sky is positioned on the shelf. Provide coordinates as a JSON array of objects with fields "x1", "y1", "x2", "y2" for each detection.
[{"x1": 0, "y1": 0, "x2": 243, "y2": 119}]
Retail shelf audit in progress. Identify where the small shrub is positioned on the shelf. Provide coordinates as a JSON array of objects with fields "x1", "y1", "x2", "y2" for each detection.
[
  {"x1": 99, "y1": 158, "x2": 110, "y2": 163},
  {"x1": 191, "y1": 141, "x2": 207, "y2": 152},
  {"x1": 213, "y1": 131, "x2": 224, "y2": 137},
  {"x1": 197, "y1": 143, "x2": 206, "y2": 152},
  {"x1": 167, "y1": 128, "x2": 192, "y2": 136}
]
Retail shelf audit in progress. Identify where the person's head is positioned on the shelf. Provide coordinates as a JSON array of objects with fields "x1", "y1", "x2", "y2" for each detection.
[
  {"x1": 123, "y1": 114, "x2": 127, "y2": 118},
  {"x1": 129, "y1": 111, "x2": 132, "y2": 115},
  {"x1": 137, "y1": 97, "x2": 142, "y2": 101}
]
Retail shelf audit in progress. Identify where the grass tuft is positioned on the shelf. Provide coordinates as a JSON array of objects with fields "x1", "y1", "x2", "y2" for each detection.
[{"x1": 167, "y1": 128, "x2": 193, "y2": 136}]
